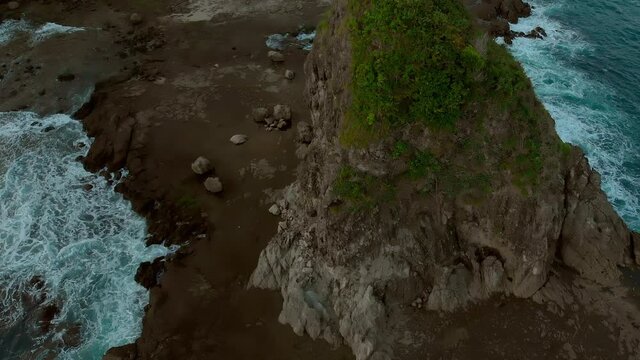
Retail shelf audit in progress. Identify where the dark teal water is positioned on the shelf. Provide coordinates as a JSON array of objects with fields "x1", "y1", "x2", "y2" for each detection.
[{"x1": 508, "y1": 0, "x2": 640, "y2": 230}]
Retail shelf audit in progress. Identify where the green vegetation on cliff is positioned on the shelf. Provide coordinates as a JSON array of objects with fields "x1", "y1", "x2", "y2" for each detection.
[
  {"x1": 333, "y1": 166, "x2": 395, "y2": 211},
  {"x1": 343, "y1": 0, "x2": 479, "y2": 144},
  {"x1": 332, "y1": 0, "x2": 560, "y2": 209},
  {"x1": 343, "y1": 0, "x2": 530, "y2": 142}
]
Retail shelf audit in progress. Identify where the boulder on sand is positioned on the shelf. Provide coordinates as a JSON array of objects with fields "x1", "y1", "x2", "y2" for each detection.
[
  {"x1": 7, "y1": 1, "x2": 19, "y2": 10},
  {"x1": 268, "y1": 51, "x2": 285, "y2": 63},
  {"x1": 191, "y1": 156, "x2": 213, "y2": 175},
  {"x1": 273, "y1": 104, "x2": 291, "y2": 121},
  {"x1": 252, "y1": 107, "x2": 269, "y2": 123},
  {"x1": 204, "y1": 177, "x2": 223, "y2": 193},
  {"x1": 230, "y1": 134, "x2": 248, "y2": 145}
]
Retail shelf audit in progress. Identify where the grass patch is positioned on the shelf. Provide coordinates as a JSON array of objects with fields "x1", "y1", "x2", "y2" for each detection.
[
  {"x1": 408, "y1": 150, "x2": 440, "y2": 179},
  {"x1": 176, "y1": 194, "x2": 199, "y2": 209},
  {"x1": 511, "y1": 138, "x2": 543, "y2": 190},
  {"x1": 343, "y1": 0, "x2": 483, "y2": 145},
  {"x1": 484, "y1": 41, "x2": 530, "y2": 100},
  {"x1": 333, "y1": 166, "x2": 395, "y2": 211},
  {"x1": 558, "y1": 141, "x2": 573, "y2": 157},
  {"x1": 391, "y1": 140, "x2": 410, "y2": 158}
]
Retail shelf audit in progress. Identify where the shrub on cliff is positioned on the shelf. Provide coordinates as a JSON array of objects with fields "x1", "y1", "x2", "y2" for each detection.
[
  {"x1": 343, "y1": 0, "x2": 482, "y2": 144},
  {"x1": 337, "y1": 0, "x2": 549, "y2": 202}
]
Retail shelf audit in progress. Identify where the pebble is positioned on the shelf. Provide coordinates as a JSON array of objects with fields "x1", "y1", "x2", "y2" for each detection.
[
  {"x1": 230, "y1": 134, "x2": 248, "y2": 145},
  {"x1": 268, "y1": 51, "x2": 285, "y2": 63},
  {"x1": 284, "y1": 70, "x2": 295, "y2": 80},
  {"x1": 204, "y1": 177, "x2": 223, "y2": 193}
]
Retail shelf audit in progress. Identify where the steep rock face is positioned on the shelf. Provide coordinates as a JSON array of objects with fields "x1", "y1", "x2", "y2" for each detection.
[{"x1": 250, "y1": 1, "x2": 637, "y2": 359}]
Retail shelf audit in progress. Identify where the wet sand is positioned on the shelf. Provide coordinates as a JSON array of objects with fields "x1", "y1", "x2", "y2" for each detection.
[{"x1": 118, "y1": 8, "x2": 354, "y2": 359}]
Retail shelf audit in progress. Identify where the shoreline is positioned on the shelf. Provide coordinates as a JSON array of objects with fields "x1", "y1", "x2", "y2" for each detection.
[
  {"x1": 3, "y1": 0, "x2": 352, "y2": 358},
  {"x1": 65, "y1": 1, "x2": 354, "y2": 358},
  {"x1": 2, "y1": 0, "x2": 638, "y2": 359}
]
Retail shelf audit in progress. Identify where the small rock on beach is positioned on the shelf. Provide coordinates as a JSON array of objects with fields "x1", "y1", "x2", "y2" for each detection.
[
  {"x1": 230, "y1": 134, "x2": 248, "y2": 145},
  {"x1": 191, "y1": 156, "x2": 213, "y2": 175},
  {"x1": 204, "y1": 177, "x2": 223, "y2": 193},
  {"x1": 268, "y1": 51, "x2": 285, "y2": 63},
  {"x1": 252, "y1": 107, "x2": 269, "y2": 123},
  {"x1": 284, "y1": 70, "x2": 295, "y2": 80},
  {"x1": 269, "y1": 204, "x2": 281, "y2": 216}
]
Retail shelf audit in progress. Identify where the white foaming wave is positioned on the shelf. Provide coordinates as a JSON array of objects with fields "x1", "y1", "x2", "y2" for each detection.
[
  {"x1": 32, "y1": 23, "x2": 84, "y2": 43},
  {"x1": 0, "y1": 112, "x2": 168, "y2": 358},
  {"x1": 0, "y1": 19, "x2": 31, "y2": 45},
  {"x1": 0, "y1": 19, "x2": 84, "y2": 47},
  {"x1": 507, "y1": 0, "x2": 640, "y2": 229}
]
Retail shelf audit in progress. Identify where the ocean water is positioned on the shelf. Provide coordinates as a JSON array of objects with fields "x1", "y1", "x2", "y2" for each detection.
[
  {"x1": 505, "y1": 0, "x2": 640, "y2": 230},
  {"x1": 0, "y1": 21, "x2": 168, "y2": 360}
]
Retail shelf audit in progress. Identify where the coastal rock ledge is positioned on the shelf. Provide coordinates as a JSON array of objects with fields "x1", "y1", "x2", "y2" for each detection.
[{"x1": 249, "y1": 1, "x2": 640, "y2": 359}]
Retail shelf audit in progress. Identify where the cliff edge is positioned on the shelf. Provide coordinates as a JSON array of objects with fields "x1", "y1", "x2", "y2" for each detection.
[{"x1": 250, "y1": 0, "x2": 640, "y2": 359}]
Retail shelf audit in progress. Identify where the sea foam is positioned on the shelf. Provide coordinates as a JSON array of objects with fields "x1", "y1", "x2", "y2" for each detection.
[
  {"x1": 506, "y1": 0, "x2": 640, "y2": 230},
  {"x1": 0, "y1": 112, "x2": 168, "y2": 359},
  {"x1": 0, "y1": 19, "x2": 83, "y2": 46}
]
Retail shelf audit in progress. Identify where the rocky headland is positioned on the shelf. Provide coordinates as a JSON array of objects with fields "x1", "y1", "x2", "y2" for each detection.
[
  {"x1": 250, "y1": 0, "x2": 640, "y2": 359},
  {"x1": 2, "y1": 0, "x2": 639, "y2": 359}
]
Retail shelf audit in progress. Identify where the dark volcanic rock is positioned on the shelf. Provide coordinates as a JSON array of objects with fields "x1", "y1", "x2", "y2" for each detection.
[
  {"x1": 103, "y1": 343, "x2": 137, "y2": 360},
  {"x1": 62, "y1": 323, "x2": 82, "y2": 348},
  {"x1": 135, "y1": 257, "x2": 165, "y2": 289},
  {"x1": 468, "y1": 0, "x2": 536, "y2": 43},
  {"x1": 632, "y1": 232, "x2": 640, "y2": 265},
  {"x1": 40, "y1": 304, "x2": 60, "y2": 333}
]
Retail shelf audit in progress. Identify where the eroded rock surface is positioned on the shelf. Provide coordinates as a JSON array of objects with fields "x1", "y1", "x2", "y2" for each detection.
[{"x1": 250, "y1": 1, "x2": 639, "y2": 359}]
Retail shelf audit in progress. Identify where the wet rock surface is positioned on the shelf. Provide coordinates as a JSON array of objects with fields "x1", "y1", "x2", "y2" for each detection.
[{"x1": 135, "y1": 258, "x2": 166, "y2": 289}]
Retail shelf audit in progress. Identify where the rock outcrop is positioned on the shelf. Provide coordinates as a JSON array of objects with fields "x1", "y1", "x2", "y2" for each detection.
[
  {"x1": 249, "y1": 1, "x2": 638, "y2": 359},
  {"x1": 468, "y1": 0, "x2": 542, "y2": 43}
]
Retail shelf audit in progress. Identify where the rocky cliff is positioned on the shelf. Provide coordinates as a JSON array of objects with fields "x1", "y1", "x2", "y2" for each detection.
[{"x1": 249, "y1": 1, "x2": 640, "y2": 359}]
